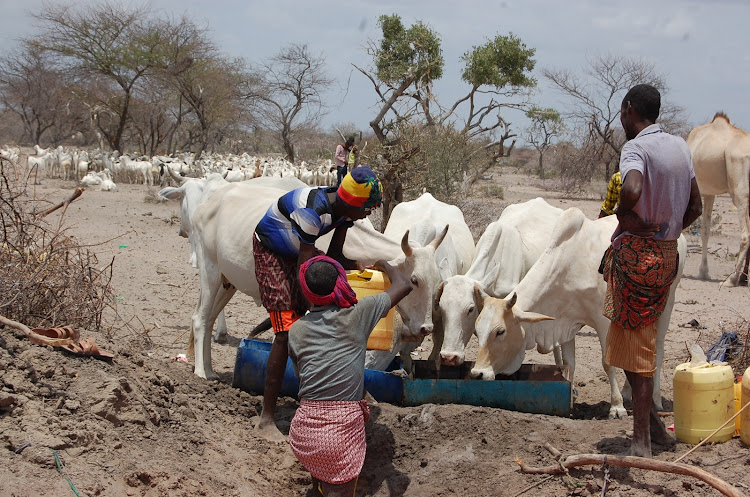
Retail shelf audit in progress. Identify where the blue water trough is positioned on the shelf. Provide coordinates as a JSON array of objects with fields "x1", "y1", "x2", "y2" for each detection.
[{"x1": 232, "y1": 339, "x2": 571, "y2": 416}]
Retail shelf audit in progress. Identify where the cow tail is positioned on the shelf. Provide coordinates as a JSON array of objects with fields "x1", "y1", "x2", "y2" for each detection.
[{"x1": 187, "y1": 321, "x2": 195, "y2": 359}]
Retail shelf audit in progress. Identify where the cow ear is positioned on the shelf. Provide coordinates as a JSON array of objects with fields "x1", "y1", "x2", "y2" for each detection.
[
  {"x1": 428, "y1": 224, "x2": 449, "y2": 250},
  {"x1": 479, "y1": 263, "x2": 501, "y2": 291},
  {"x1": 506, "y1": 292, "x2": 517, "y2": 309},
  {"x1": 474, "y1": 283, "x2": 489, "y2": 313},
  {"x1": 515, "y1": 310, "x2": 555, "y2": 324},
  {"x1": 438, "y1": 257, "x2": 452, "y2": 281},
  {"x1": 435, "y1": 281, "x2": 445, "y2": 307}
]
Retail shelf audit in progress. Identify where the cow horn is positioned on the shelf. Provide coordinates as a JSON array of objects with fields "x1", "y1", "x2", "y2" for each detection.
[
  {"x1": 168, "y1": 165, "x2": 186, "y2": 185},
  {"x1": 507, "y1": 292, "x2": 517, "y2": 309},
  {"x1": 401, "y1": 230, "x2": 413, "y2": 257},
  {"x1": 429, "y1": 224, "x2": 449, "y2": 250}
]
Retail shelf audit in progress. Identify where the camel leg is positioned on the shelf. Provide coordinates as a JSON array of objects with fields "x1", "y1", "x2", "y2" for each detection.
[
  {"x1": 697, "y1": 194, "x2": 714, "y2": 280},
  {"x1": 728, "y1": 191, "x2": 749, "y2": 286}
]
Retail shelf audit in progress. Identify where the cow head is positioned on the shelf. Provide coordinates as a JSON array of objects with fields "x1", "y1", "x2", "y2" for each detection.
[
  {"x1": 393, "y1": 226, "x2": 448, "y2": 340},
  {"x1": 437, "y1": 264, "x2": 500, "y2": 366},
  {"x1": 469, "y1": 292, "x2": 554, "y2": 380}
]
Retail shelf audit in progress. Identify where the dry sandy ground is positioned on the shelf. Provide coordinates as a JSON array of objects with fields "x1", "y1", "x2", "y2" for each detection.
[{"x1": 1, "y1": 163, "x2": 749, "y2": 497}]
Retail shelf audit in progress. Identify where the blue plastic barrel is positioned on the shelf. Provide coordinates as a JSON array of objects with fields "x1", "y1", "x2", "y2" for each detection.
[{"x1": 232, "y1": 339, "x2": 404, "y2": 403}]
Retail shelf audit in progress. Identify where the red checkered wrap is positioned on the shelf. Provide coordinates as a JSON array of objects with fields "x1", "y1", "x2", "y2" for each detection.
[
  {"x1": 289, "y1": 399, "x2": 370, "y2": 484},
  {"x1": 253, "y1": 234, "x2": 309, "y2": 317}
]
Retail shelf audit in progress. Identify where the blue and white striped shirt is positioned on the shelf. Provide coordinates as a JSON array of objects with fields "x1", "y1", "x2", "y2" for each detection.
[{"x1": 255, "y1": 186, "x2": 349, "y2": 258}]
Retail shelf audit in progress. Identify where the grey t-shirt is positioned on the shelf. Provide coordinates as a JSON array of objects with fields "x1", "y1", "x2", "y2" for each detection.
[
  {"x1": 613, "y1": 123, "x2": 695, "y2": 248},
  {"x1": 288, "y1": 292, "x2": 392, "y2": 401}
]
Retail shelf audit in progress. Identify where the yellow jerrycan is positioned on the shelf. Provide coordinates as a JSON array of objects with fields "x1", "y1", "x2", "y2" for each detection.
[
  {"x1": 673, "y1": 362, "x2": 735, "y2": 444},
  {"x1": 741, "y1": 368, "x2": 750, "y2": 445},
  {"x1": 347, "y1": 269, "x2": 395, "y2": 351}
]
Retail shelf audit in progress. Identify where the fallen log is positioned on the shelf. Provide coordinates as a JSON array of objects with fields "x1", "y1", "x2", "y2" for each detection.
[{"x1": 515, "y1": 451, "x2": 744, "y2": 497}]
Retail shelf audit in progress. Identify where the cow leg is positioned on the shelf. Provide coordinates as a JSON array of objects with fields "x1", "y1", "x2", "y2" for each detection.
[
  {"x1": 697, "y1": 194, "x2": 714, "y2": 280},
  {"x1": 553, "y1": 344, "x2": 563, "y2": 367},
  {"x1": 191, "y1": 261, "x2": 223, "y2": 380},
  {"x1": 595, "y1": 324, "x2": 626, "y2": 419},
  {"x1": 210, "y1": 280, "x2": 235, "y2": 343},
  {"x1": 214, "y1": 311, "x2": 229, "y2": 343},
  {"x1": 559, "y1": 339, "x2": 577, "y2": 401},
  {"x1": 211, "y1": 285, "x2": 236, "y2": 343}
]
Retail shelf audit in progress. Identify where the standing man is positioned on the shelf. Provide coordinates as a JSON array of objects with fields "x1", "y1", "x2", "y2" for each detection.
[
  {"x1": 602, "y1": 84, "x2": 702, "y2": 457},
  {"x1": 253, "y1": 166, "x2": 383, "y2": 441},
  {"x1": 599, "y1": 170, "x2": 622, "y2": 218},
  {"x1": 335, "y1": 136, "x2": 355, "y2": 186}
]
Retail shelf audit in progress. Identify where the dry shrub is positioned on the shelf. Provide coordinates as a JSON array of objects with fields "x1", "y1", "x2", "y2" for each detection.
[{"x1": 0, "y1": 158, "x2": 115, "y2": 332}]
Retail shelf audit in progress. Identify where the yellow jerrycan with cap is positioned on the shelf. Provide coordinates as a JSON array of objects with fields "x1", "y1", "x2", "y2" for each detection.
[
  {"x1": 673, "y1": 362, "x2": 735, "y2": 444},
  {"x1": 346, "y1": 269, "x2": 395, "y2": 351}
]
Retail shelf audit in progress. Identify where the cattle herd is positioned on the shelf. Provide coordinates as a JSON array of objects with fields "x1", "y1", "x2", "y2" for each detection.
[
  {"x1": 3, "y1": 116, "x2": 748, "y2": 420},
  {"x1": 153, "y1": 171, "x2": 687, "y2": 419}
]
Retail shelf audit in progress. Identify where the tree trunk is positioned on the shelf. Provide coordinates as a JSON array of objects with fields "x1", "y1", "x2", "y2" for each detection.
[
  {"x1": 538, "y1": 152, "x2": 545, "y2": 179},
  {"x1": 112, "y1": 90, "x2": 131, "y2": 153}
]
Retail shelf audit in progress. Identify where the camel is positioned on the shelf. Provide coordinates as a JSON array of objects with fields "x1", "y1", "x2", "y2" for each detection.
[{"x1": 687, "y1": 113, "x2": 750, "y2": 286}]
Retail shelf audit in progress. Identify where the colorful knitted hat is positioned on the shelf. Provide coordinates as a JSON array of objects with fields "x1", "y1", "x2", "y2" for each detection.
[{"x1": 336, "y1": 166, "x2": 382, "y2": 210}]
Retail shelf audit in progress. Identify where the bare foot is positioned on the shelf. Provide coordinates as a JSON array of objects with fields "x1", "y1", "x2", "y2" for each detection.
[{"x1": 255, "y1": 416, "x2": 286, "y2": 443}]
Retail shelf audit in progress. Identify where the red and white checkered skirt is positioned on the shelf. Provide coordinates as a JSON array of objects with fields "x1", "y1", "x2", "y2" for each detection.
[{"x1": 289, "y1": 399, "x2": 370, "y2": 484}]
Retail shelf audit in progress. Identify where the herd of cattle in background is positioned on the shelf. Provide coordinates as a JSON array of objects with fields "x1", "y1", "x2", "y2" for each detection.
[
  {"x1": 0, "y1": 143, "x2": 341, "y2": 191},
  {"x1": 1, "y1": 112, "x2": 747, "y2": 418}
]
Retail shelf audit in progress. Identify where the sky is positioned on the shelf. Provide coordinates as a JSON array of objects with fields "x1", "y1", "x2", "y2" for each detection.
[{"x1": 1, "y1": 0, "x2": 749, "y2": 142}]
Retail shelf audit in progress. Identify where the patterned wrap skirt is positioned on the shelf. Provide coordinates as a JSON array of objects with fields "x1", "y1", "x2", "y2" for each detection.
[
  {"x1": 602, "y1": 235, "x2": 678, "y2": 376},
  {"x1": 602, "y1": 235, "x2": 678, "y2": 330},
  {"x1": 253, "y1": 234, "x2": 309, "y2": 317},
  {"x1": 289, "y1": 399, "x2": 370, "y2": 484}
]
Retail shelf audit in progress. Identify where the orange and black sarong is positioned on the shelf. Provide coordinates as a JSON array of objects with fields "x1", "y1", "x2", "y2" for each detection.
[{"x1": 602, "y1": 235, "x2": 678, "y2": 375}]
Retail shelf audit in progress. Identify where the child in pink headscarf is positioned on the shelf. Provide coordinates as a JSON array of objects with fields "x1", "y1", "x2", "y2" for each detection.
[{"x1": 288, "y1": 255, "x2": 411, "y2": 497}]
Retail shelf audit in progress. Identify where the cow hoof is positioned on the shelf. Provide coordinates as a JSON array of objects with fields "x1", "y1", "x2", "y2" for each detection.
[{"x1": 608, "y1": 406, "x2": 627, "y2": 420}]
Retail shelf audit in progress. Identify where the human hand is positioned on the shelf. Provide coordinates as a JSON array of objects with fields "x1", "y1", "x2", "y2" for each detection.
[{"x1": 617, "y1": 210, "x2": 660, "y2": 237}]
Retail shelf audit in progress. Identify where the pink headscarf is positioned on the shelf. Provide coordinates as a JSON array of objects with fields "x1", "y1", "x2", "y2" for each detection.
[{"x1": 299, "y1": 255, "x2": 358, "y2": 308}]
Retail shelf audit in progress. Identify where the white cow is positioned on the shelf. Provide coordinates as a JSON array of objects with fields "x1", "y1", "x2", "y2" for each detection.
[
  {"x1": 184, "y1": 182, "x2": 402, "y2": 379},
  {"x1": 438, "y1": 198, "x2": 563, "y2": 366},
  {"x1": 365, "y1": 193, "x2": 476, "y2": 372},
  {"x1": 471, "y1": 208, "x2": 686, "y2": 417},
  {"x1": 159, "y1": 170, "x2": 308, "y2": 343}
]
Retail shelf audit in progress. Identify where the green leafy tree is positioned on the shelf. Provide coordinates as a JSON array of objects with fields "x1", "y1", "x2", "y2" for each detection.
[
  {"x1": 356, "y1": 14, "x2": 536, "y2": 222},
  {"x1": 524, "y1": 106, "x2": 563, "y2": 179}
]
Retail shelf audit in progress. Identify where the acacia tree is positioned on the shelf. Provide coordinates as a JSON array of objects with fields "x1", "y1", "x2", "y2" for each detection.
[
  {"x1": 0, "y1": 42, "x2": 86, "y2": 146},
  {"x1": 245, "y1": 44, "x2": 332, "y2": 163},
  {"x1": 543, "y1": 53, "x2": 687, "y2": 180},
  {"x1": 29, "y1": 3, "x2": 184, "y2": 152},
  {"x1": 524, "y1": 106, "x2": 563, "y2": 179},
  {"x1": 355, "y1": 14, "x2": 536, "y2": 222}
]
